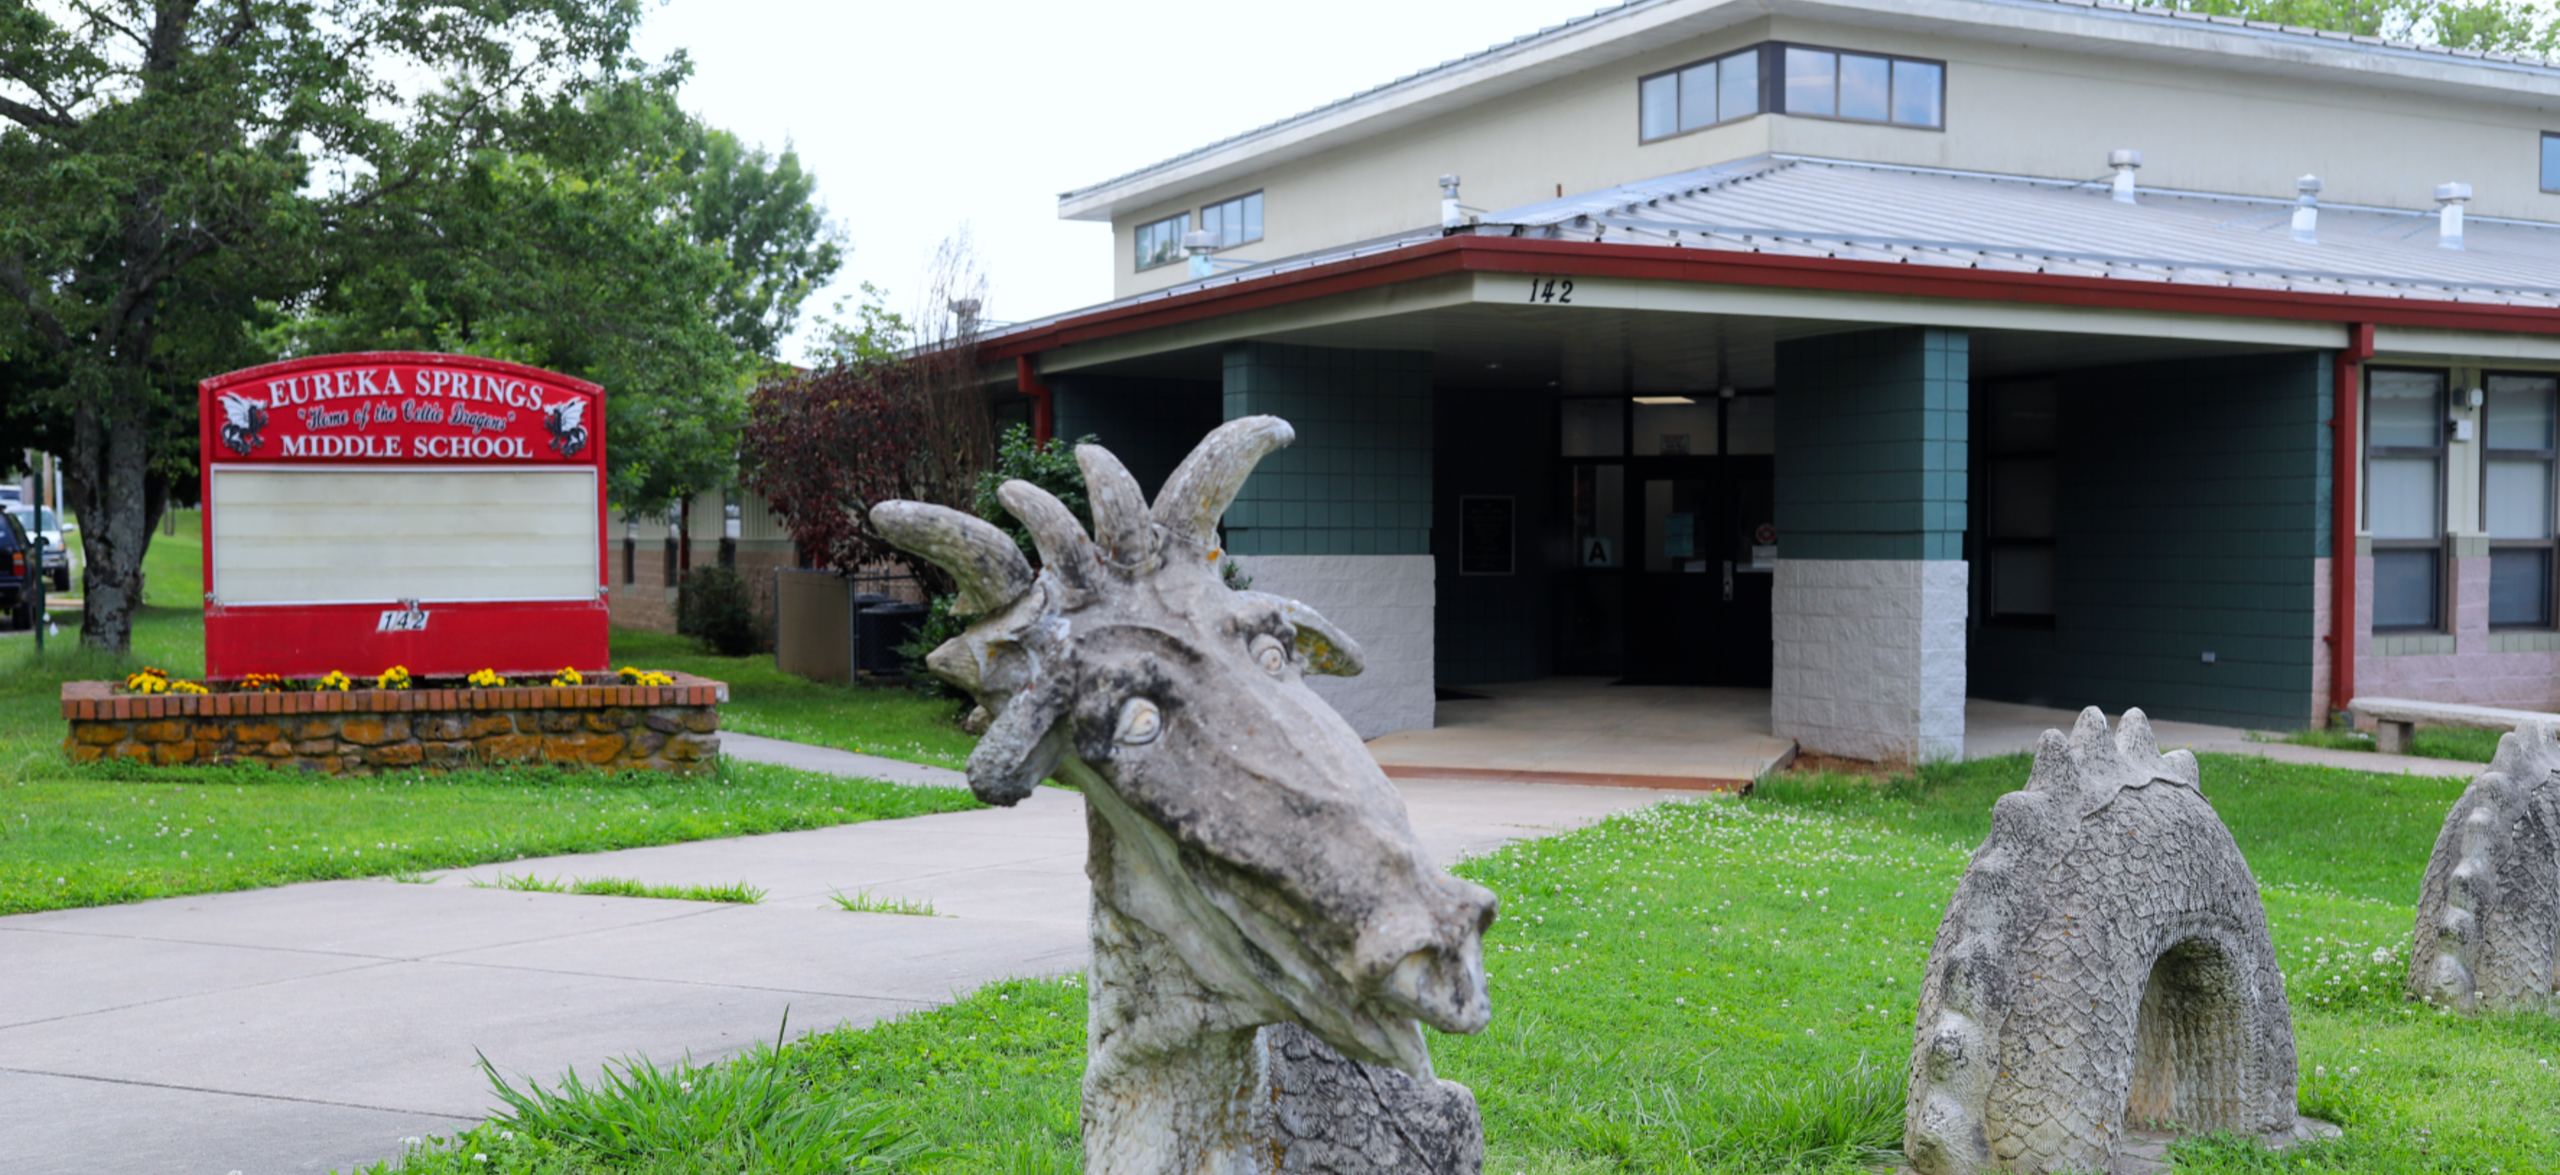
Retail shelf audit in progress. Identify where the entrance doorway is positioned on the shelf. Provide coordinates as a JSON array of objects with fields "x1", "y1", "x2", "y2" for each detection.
[{"x1": 1556, "y1": 395, "x2": 1776, "y2": 684}]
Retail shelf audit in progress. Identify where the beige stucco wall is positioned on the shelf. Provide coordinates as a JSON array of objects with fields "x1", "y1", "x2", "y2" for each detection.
[{"x1": 1110, "y1": 15, "x2": 2560, "y2": 299}]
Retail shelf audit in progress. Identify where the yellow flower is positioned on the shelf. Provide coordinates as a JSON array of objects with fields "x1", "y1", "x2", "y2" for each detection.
[
  {"x1": 241, "y1": 672, "x2": 285, "y2": 692},
  {"x1": 170, "y1": 680, "x2": 210, "y2": 694},
  {"x1": 376, "y1": 666, "x2": 412, "y2": 690},
  {"x1": 318, "y1": 671, "x2": 352, "y2": 692},
  {"x1": 617, "y1": 666, "x2": 674, "y2": 687},
  {"x1": 124, "y1": 671, "x2": 169, "y2": 694},
  {"x1": 550, "y1": 667, "x2": 584, "y2": 687},
  {"x1": 467, "y1": 668, "x2": 506, "y2": 688}
]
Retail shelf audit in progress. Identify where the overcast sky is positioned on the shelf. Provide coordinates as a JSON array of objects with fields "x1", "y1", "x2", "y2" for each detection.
[{"x1": 631, "y1": 0, "x2": 1603, "y2": 359}]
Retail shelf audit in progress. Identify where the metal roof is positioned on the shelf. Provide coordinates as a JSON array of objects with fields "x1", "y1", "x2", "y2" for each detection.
[
  {"x1": 1058, "y1": 0, "x2": 2560, "y2": 211},
  {"x1": 1472, "y1": 156, "x2": 2560, "y2": 308},
  {"x1": 987, "y1": 155, "x2": 2560, "y2": 350}
]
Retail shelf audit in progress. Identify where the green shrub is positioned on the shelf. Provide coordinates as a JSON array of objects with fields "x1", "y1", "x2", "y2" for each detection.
[
  {"x1": 975, "y1": 423, "x2": 1097, "y2": 568},
  {"x1": 677, "y1": 566, "x2": 762, "y2": 656},
  {"x1": 897, "y1": 593, "x2": 967, "y2": 699}
]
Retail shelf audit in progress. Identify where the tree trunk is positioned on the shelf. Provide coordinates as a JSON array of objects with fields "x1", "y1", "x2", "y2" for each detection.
[{"x1": 71, "y1": 381, "x2": 155, "y2": 654}]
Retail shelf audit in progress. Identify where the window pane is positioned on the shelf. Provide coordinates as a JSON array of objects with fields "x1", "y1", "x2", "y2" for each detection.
[
  {"x1": 1785, "y1": 48, "x2": 1836, "y2": 116},
  {"x1": 1243, "y1": 192, "x2": 1262, "y2": 242},
  {"x1": 1679, "y1": 62, "x2": 1718, "y2": 131},
  {"x1": 2546, "y1": 133, "x2": 2560, "y2": 192},
  {"x1": 1994, "y1": 547, "x2": 2055, "y2": 616},
  {"x1": 1635, "y1": 400, "x2": 1717, "y2": 456},
  {"x1": 2491, "y1": 548, "x2": 2552, "y2": 627},
  {"x1": 2367, "y1": 370, "x2": 2443, "y2": 448},
  {"x1": 2373, "y1": 548, "x2": 2439, "y2": 629},
  {"x1": 1991, "y1": 457, "x2": 2057, "y2": 539},
  {"x1": 1641, "y1": 73, "x2": 1678, "y2": 139},
  {"x1": 1562, "y1": 400, "x2": 1625, "y2": 457},
  {"x1": 1718, "y1": 50, "x2": 1760, "y2": 121},
  {"x1": 1892, "y1": 59, "x2": 1943, "y2": 126},
  {"x1": 1135, "y1": 214, "x2": 1185, "y2": 270},
  {"x1": 1839, "y1": 54, "x2": 1890, "y2": 121},
  {"x1": 2487, "y1": 460, "x2": 2552, "y2": 540},
  {"x1": 2368, "y1": 457, "x2": 2440, "y2": 539},
  {"x1": 2486, "y1": 374, "x2": 2556, "y2": 451},
  {"x1": 1725, "y1": 395, "x2": 1775, "y2": 454},
  {"x1": 1993, "y1": 381, "x2": 2057, "y2": 452}
]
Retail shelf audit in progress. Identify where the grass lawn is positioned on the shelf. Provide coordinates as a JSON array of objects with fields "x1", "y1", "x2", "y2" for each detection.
[
  {"x1": 375, "y1": 752, "x2": 2560, "y2": 1175},
  {"x1": 0, "y1": 513, "x2": 981, "y2": 916},
  {"x1": 2277, "y1": 725, "x2": 2505, "y2": 764}
]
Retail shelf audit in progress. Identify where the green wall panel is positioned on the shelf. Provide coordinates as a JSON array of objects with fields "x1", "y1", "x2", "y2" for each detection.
[
  {"x1": 1221, "y1": 343, "x2": 1433, "y2": 557},
  {"x1": 1774, "y1": 327, "x2": 1970, "y2": 560},
  {"x1": 1969, "y1": 350, "x2": 2330, "y2": 730}
]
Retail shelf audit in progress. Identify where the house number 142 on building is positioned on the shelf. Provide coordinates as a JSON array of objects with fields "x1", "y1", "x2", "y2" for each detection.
[{"x1": 1527, "y1": 277, "x2": 1574, "y2": 304}]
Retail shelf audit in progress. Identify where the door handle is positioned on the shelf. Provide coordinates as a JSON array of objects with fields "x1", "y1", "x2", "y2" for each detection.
[{"x1": 1722, "y1": 560, "x2": 1734, "y2": 602}]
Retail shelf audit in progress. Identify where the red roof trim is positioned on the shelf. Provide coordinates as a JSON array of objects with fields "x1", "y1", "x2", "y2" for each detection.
[{"x1": 981, "y1": 236, "x2": 2560, "y2": 363}]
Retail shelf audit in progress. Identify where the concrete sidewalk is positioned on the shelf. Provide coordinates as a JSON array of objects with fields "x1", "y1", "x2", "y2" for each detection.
[
  {"x1": 1960, "y1": 699, "x2": 2487, "y2": 779},
  {"x1": 1, "y1": 735, "x2": 1666, "y2": 1175}
]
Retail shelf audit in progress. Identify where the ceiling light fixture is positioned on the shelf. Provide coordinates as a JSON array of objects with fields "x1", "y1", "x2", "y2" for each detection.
[{"x1": 1631, "y1": 395, "x2": 1694, "y2": 405}]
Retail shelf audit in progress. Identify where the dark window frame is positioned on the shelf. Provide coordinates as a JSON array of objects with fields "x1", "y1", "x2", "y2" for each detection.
[
  {"x1": 2483, "y1": 369, "x2": 2559, "y2": 631},
  {"x1": 1637, "y1": 45, "x2": 1772, "y2": 143},
  {"x1": 2366, "y1": 366, "x2": 2449, "y2": 634},
  {"x1": 1195, "y1": 190, "x2": 1265, "y2": 251},
  {"x1": 1983, "y1": 380, "x2": 2059, "y2": 630},
  {"x1": 1133, "y1": 212, "x2": 1188, "y2": 272},
  {"x1": 1770, "y1": 41, "x2": 1946, "y2": 131}
]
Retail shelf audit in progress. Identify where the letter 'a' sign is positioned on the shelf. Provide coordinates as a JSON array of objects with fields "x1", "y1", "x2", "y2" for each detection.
[{"x1": 198, "y1": 353, "x2": 608, "y2": 680}]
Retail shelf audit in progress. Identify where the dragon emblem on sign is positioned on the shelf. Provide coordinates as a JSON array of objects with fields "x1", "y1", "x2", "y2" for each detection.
[
  {"x1": 218, "y1": 394, "x2": 269, "y2": 456},
  {"x1": 542, "y1": 397, "x2": 589, "y2": 458}
]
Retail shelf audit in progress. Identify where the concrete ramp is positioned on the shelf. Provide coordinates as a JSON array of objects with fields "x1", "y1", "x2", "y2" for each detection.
[{"x1": 1366, "y1": 678, "x2": 1796, "y2": 790}]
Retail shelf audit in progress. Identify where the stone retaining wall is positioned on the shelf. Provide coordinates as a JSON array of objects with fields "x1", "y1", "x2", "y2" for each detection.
[{"x1": 60, "y1": 674, "x2": 727, "y2": 775}]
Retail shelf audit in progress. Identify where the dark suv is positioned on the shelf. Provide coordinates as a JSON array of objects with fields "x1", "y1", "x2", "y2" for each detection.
[{"x1": 0, "y1": 510, "x2": 34, "y2": 630}]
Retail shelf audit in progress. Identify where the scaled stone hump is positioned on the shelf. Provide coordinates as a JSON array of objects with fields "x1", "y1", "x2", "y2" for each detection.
[
  {"x1": 1905, "y1": 707, "x2": 2309, "y2": 1175},
  {"x1": 2407, "y1": 719, "x2": 2560, "y2": 1014}
]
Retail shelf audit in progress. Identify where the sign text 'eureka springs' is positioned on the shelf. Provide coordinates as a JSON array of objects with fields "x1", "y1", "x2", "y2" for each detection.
[{"x1": 212, "y1": 363, "x2": 592, "y2": 464}]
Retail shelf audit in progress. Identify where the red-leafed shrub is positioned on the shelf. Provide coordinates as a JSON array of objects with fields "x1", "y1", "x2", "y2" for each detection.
[{"x1": 739, "y1": 358, "x2": 923, "y2": 578}]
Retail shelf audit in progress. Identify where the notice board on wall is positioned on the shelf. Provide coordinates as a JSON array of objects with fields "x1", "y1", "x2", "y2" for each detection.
[{"x1": 198, "y1": 353, "x2": 609, "y2": 679}]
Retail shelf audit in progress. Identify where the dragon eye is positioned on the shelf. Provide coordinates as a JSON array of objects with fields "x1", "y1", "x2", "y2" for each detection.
[
  {"x1": 1115, "y1": 697, "x2": 1163, "y2": 746},
  {"x1": 1251, "y1": 634, "x2": 1289, "y2": 677}
]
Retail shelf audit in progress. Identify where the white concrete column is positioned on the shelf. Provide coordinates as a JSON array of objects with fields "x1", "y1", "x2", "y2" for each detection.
[
  {"x1": 1772, "y1": 559, "x2": 1968, "y2": 763},
  {"x1": 1227, "y1": 554, "x2": 1435, "y2": 739}
]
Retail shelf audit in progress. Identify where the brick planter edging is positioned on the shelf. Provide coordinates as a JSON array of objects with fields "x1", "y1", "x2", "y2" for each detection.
[{"x1": 61, "y1": 673, "x2": 729, "y2": 775}]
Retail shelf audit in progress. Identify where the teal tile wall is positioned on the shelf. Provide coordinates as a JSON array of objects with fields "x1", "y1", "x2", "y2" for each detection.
[
  {"x1": 1221, "y1": 342, "x2": 1434, "y2": 556},
  {"x1": 1969, "y1": 351, "x2": 2330, "y2": 730},
  {"x1": 1049, "y1": 375, "x2": 1223, "y2": 500},
  {"x1": 1774, "y1": 327, "x2": 1970, "y2": 560}
]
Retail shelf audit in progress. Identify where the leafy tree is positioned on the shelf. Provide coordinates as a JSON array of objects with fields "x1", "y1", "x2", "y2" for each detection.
[
  {"x1": 2173, "y1": 0, "x2": 2558, "y2": 53},
  {"x1": 288, "y1": 75, "x2": 840, "y2": 516},
  {"x1": 0, "y1": 0, "x2": 656, "y2": 652}
]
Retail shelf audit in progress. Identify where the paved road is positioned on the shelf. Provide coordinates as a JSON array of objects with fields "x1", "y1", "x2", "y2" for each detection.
[{"x1": 1, "y1": 734, "x2": 1665, "y2": 1175}]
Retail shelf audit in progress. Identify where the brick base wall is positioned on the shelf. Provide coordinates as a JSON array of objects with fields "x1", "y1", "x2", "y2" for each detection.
[{"x1": 61, "y1": 675, "x2": 725, "y2": 775}]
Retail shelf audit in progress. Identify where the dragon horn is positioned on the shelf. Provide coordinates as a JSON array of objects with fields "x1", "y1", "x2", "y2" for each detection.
[
  {"x1": 1152, "y1": 416, "x2": 1294, "y2": 550},
  {"x1": 869, "y1": 500, "x2": 1035, "y2": 617}
]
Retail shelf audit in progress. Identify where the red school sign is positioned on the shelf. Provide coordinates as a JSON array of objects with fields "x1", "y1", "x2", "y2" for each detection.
[{"x1": 198, "y1": 352, "x2": 610, "y2": 680}]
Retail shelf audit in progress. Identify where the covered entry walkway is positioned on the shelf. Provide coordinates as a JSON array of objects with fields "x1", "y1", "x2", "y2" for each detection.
[{"x1": 1364, "y1": 680, "x2": 2484, "y2": 788}]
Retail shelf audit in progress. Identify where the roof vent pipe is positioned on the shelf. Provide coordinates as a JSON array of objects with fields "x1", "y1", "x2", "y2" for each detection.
[
  {"x1": 2435, "y1": 182, "x2": 2471, "y2": 251},
  {"x1": 2109, "y1": 149, "x2": 2142, "y2": 204},
  {"x1": 1439, "y1": 174, "x2": 1463, "y2": 230},
  {"x1": 2292, "y1": 174, "x2": 2322, "y2": 244}
]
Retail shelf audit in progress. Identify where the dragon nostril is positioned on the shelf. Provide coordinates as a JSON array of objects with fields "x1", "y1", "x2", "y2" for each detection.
[{"x1": 1115, "y1": 697, "x2": 1163, "y2": 745}]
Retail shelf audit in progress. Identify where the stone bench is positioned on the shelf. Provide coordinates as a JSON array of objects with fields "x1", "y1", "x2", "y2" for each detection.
[{"x1": 2348, "y1": 696, "x2": 2559, "y2": 754}]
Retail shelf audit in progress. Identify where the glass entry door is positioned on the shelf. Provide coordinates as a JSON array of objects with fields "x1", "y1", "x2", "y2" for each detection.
[{"x1": 1556, "y1": 395, "x2": 1776, "y2": 684}]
